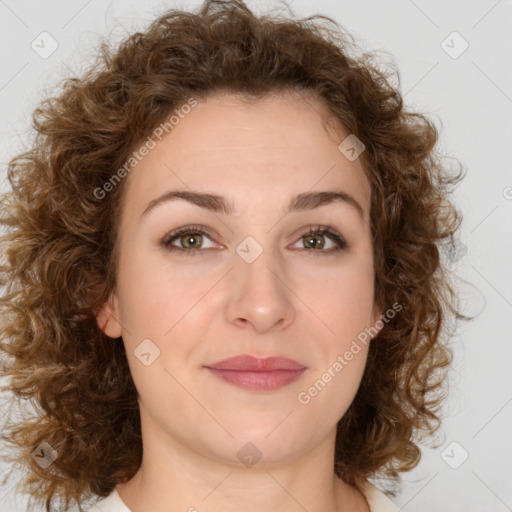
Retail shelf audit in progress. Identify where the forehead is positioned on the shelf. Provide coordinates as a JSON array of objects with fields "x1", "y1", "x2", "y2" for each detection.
[
  {"x1": 164, "y1": 90, "x2": 349, "y2": 160},
  {"x1": 122, "y1": 91, "x2": 371, "y2": 221}
]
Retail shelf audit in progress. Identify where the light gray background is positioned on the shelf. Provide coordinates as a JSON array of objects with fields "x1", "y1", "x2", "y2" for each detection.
[{"x1": 0, "y1": 1, "x2": 511, "y2": 511}]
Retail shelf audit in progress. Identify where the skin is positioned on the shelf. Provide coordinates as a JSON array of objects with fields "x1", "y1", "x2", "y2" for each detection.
[{"x1": 97, "y1": 90, "x2": 383, "y2": 512}]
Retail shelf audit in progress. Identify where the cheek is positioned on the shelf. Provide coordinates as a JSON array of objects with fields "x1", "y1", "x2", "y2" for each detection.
[
  {"x1": 115, "y1": 245, "x2": 213, "y2": 337},
  {"x1": 116, "y1": 234, "x2": 375, "y2": 349},
  {"x1": 294, "y1": 270, "x2": 373, "y2": 417},
  {"x1": 296, "y1": 261, "x2": 375, "y2": 339}
]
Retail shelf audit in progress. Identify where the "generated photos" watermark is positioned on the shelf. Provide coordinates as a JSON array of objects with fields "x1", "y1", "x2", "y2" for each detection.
[{"x1": 297, "y1": 301, "x2": 403, "y2": 405}]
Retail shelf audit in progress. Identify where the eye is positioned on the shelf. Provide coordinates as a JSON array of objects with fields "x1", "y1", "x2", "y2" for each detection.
[
  {"x1": 161, "y1": 224, "x2": 219, "y2": 256},
  {"x1": 160, "y1": 224, "x2": 348, "y2": 257},
  {"x1": 291, "y1": 225, "x2": 348, "y2": 253}
]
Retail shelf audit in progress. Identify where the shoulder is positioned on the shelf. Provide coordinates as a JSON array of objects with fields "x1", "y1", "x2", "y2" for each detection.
[{"x1": 359, "y1": 480, "x2": 400, "y2": 512}]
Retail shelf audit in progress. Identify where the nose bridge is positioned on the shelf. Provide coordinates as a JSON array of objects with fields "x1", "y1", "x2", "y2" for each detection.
[{"x1": 225, "y1": 236, "x2": 295, "y2": 332}]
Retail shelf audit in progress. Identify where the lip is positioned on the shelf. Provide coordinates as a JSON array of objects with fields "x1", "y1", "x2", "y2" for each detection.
[
  {"x1": 205, "y1": 355, "x2": 307, "y2": 391},
  {"x1": 207, "y1": 355, "x2": 306, "y2": 371}
]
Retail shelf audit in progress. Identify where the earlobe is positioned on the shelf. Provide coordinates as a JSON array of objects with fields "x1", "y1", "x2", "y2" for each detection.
[{"x1": 95, "y1": 292, "x2": 123, "y2": 339}]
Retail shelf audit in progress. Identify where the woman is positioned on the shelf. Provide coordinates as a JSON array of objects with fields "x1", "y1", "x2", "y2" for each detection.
[{"x1": 0, "y1": 1, "x2": 467, "y2": 511}]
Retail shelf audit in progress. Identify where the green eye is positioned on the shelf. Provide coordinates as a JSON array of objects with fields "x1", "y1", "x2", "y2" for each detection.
[{"x1": 161, "y1": 224, "x2": 348, "y2": 257}]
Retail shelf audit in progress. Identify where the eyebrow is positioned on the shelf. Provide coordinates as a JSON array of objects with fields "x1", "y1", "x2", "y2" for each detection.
[{"x1": 141, "y1": 189, "x2": 365, "y2": 220}]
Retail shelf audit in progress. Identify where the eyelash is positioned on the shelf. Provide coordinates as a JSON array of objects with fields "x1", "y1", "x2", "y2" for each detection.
[{"x1": 161, "y1": 224, "x2": 348, "y2": 257}]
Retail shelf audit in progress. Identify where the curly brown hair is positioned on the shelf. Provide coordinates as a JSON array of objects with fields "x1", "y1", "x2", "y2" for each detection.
[{"x1": 0, "y1": 1, "x2": 469, "y2": 510}]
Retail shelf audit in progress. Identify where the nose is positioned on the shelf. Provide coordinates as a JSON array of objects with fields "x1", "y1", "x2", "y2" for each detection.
[{"x1": 225, "y1": 247, "x2": 296, "y2": 334}]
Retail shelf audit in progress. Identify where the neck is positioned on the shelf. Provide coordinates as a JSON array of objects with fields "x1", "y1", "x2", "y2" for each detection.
[{"x1": 115, "y1": 409, "x2": 369, "y2": 512}]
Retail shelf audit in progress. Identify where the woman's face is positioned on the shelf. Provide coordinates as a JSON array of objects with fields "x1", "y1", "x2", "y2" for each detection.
[{"x1": 97, "y1": 91, "x2": 382, "y2": 467}]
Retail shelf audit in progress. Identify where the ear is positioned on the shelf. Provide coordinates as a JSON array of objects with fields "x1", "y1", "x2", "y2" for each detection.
[{"x1": 95, "y1": 292, "x2": 123, "y2": 339}]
